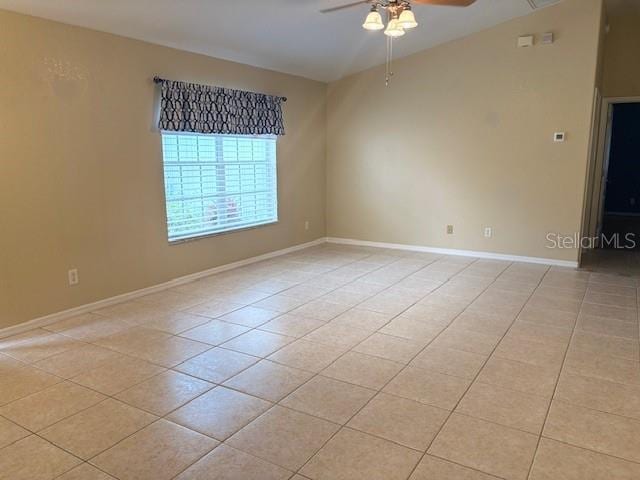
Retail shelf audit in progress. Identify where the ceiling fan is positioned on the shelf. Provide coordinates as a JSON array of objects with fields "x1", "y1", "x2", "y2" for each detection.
[
  {"x1": 321, "y1": 0, "x2": 477, "y2": 14},
  {"x1": 321, "y1": 0, "x2": 478, "y2": 84}
]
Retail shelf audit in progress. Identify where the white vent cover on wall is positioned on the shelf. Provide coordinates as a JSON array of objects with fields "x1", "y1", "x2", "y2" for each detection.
[{"x1": 526, "y1": 0, "x2": 561, "y2": 9}]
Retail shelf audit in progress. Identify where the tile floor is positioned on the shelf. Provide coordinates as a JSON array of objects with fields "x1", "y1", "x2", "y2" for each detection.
[{"x1": 1, "y1": 244, "x2": 640, "y2": 479}]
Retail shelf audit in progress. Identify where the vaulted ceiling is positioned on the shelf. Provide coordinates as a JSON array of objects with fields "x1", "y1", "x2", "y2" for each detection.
[{"x1": 0, "y1": 0, "x2": 561, "y2": 81}]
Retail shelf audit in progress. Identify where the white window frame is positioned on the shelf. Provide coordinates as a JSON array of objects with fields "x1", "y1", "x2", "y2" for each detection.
[{"x1": 160, "y1": 131, "x2": 278, "y2": 243}]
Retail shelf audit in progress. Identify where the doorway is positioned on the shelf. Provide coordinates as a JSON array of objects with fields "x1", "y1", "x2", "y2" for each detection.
[
  {"x1": 582, "y1": 98, "x2": 640, "y2": 274},
  {"x1": 600, "y1": 102, "x2": 640, "y2": 245}
]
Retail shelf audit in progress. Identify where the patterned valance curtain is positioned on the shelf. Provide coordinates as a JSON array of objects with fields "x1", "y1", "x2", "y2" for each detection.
[{"x1": 156, "y1": 78, "x2": 285, "y2": 136}]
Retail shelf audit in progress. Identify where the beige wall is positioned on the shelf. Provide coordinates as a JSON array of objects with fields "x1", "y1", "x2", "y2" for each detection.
[
  {"x1": 326, "y1": 0, "x2": 603, "y2": 263},
  {"x1": 602, "y1": 7, "x2": 640, "y2": 97},
  {"x1": 0, "y1": 10, "x2": 327, "y2": 328}
]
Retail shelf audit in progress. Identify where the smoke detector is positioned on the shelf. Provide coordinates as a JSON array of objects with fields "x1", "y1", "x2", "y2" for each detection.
[{"x1": 526, "y1": 0, "x2": 561, "y2": 9}]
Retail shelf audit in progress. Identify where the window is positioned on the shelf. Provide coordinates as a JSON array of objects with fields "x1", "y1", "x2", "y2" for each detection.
[{"x1": 161, "y1": 132, "x2": 278, "y2": 242}]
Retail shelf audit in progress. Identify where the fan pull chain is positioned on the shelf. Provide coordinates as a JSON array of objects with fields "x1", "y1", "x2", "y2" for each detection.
[{"x1": 385, "y1": 36, "x2": 394, "y2": 86}]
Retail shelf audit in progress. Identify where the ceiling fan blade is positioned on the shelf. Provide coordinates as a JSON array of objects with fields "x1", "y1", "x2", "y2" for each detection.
[
  {"x1": 413, "y1": 0, "x2": 477, "y2": 6},
  {"x1": 320, "y1": 1, "x2": 369, "y2": 13}
]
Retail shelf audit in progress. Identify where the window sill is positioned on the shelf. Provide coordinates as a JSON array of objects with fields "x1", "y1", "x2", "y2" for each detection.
[{"x1": 167, "y1": 220, "x2": 279, "y2": 245}]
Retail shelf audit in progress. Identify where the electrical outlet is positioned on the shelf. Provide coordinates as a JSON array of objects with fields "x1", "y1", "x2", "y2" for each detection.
[
  {"x1": 446, "y1": 225, "x2": 454, "y2": 235},
  {"x1": 68, "y1": 269, "x2": 79, "y2": 286},
  {"x1": 304, "y1": 220, "x2": 310, "y2": 231},
  {"x1": 484, "y1": 227, "x2": 493, "y2": 238}
]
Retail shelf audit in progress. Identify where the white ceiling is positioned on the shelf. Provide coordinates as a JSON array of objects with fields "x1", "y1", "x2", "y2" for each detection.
[{"x1": 0, "y1": 0, "x2": 555, "y2": 82}]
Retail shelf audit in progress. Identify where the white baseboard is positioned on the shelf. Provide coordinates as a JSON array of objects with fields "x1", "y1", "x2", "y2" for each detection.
[
  {"x1": 1, "y1": 235, "x2": 578, "y2": 339},
  {"x1": 326, "y1": 237, "x2": 579, "y2": 268},
  {"x1": 0, "y1": 237, "x2": 327, "y2": 339}
]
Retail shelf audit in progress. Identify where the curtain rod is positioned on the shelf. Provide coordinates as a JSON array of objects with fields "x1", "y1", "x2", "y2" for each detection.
[{"x1": 153, "y1": 76, "x2": 287, "y2": 102}]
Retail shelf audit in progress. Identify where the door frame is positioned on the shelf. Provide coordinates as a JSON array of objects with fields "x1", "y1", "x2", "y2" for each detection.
[{"x1": 580, "y1": 95, "x2": 640, "y2": 263}]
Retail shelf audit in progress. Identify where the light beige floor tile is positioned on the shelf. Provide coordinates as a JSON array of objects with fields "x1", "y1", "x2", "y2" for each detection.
[
  {"x1": 281, "y1": 376, "x2": 375, "y2": 424},
  {"x1": 411, "y1": 346, "x2": 486, "y2": 379},
  {"x1": 0, "y1": 330, "x2": 83, "y2": 364},
  {"x1": 570, "y1": 330, "x2": 639, "y2": 361},
  {"x1": 400, "y1": 304, "x2": 461, "y2": 328},
  {"x1": 529, "y1": 437, "x2": 640, "y2": 480},
  {"x1": 450, "y1": 311, "x2": 513, "y2": 337},
  {"x1": 44, "y1": 314, "x2": 131, "y2": 342},
  {"x1": 358, "y1": 294, "x2": 416, "y2": 316},
  {"x1": 0, "y1": 416, "x2": 29, "y2": 449},
  {"x1": 330, "y1": 309, "x2": 393, "y2": 332},
  {"x1": 0, "y1": 362, "x2": 61, "y2": 406},
  {"x1": 179, "y1": 320, "x2": 250, "y2": 346},
  {"x1": 175, "y1": 444, "x2": 291, "y2": 480},
  {"x1": 267, "y1": 339, "x2": 346, "y2": 373},
  {"x1": 184, "y1": 300, "x2": 245, "y2": 319},
  {"x1": 174, "y1": 347, "x2": 258, "y2": 383},
  {"x1": 379, "y1": 317, "x2": 443, "y2": 343},
  {"x1": 0, "y1": 435, "x2": 81, "y2": 480},
  {"x1": 115, "y1": 370, "x2": 213, "y2": 415},
  {"x1": 322, "y1": 351, "x2": 403, "y2": 390},
  {"x1": 384, "y1": 366, "x2": 471, "y2": 410},
  {"x1": 563, "y1": 348, "x2": 640, "y2": 385},
  {"x1": 168, "y1": 387, "x2": 271, "y2": 440},
  {"x1": 226, "y1": 405, "x2": 338, "y2": 471},
  {"x1": 526, "y1": 295, "x2": 581, "y2": 314},
  {"x1": 544, "y1": 400, "x2": 640, "y2": 463},
  {"x1": 93, "y1": 327, "x2": 171, "y2": 353},
  {"x1": 506, "y1": 321, "x2": 572, "y2": 346},
  {"x1": 71, "y1": 355, "x2": 165, "y2": 395},
  {"x1": 302, "y1": 322, "x2": 371, "y2": 349},
  {"x1": 456, "y1": 382, "x2": 549, "y2": 434},
  {"x1": 290, "y1": 300, "x2": 351, "y2": 321},
  {"x1": 301, "y1": 427, "x2": 421, "y2": 480},
  {"x1": 131, "y1": 335, "x2": 210, "y2": 368},
  {"x1": 430, "y1": 327, "x2": 501, "y2": 356},
  {"x1": 40, "y1": 398, "x2": 157, "y2": 459},
  {"x1": 493, "y1": 336, "x2": 566, "y2": 369},
  {"x1": 517, "y1": 306, "x2": 577, "y2": 330},
  {"x1": 91, "y1": 419, "x2": 218, "y2": 480},
  {"x1": 218, "y1": 306, "x2": 281, "y2": 328},
  {"x1": 0, "y1": 381, "x2": 104, "y2": 431},
  {"x1": 33, "y1": 344, "x2": 121, "y2": 378},
  {"x1": 353, "y1": 333, "x2": 424, "y2": 364},
  {"x1": 258, "y1": 314, "x2": 325, "y2": 338},
  {"x1": 477, "y1": 357, "x2": 558, "y2": 398},
  {"x1": 555, "y1": 372, "x2": 640, "y2": 419},
  {"x1": 57, "y1": 463, "x2": 116, "y2": 480},
  {"x1": 221, "y1": 330, "x2": 294, "y2": 357},
  {"x1": 580, "y1": 303, "x2": 637, "y2": 323},
  {"x1": 223, "y1": 360, "x2": 313, "y2": 401},
  {"x1": 587, "y1": 283, "x2": 637, "y2": 297},
  {"x1": 410, "y1": 455, "x2": 500, "y2": 479},
  {"x1": 348, "y1": 392, "x2": 448, "y2": 451},
  {"x1": 142, "y1": 312, "x2": 211, "y2": 334},
  {"x1": 252, "y1": 294, "x2": 309, "y2": 313},
  {"x1": 577, "y1": 315, "x2": 638, "y2": 339},
  {"x1": 584, "y1": 291, "x2": 637, "y2": 308},
  {"x1": 429, "y1": 414, "x2": 538, "y2": 480}
]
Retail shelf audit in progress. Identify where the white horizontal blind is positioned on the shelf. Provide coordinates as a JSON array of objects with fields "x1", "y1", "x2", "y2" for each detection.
[{"x1": 161, "y1": 132, "x2": 278, "y2": 242}]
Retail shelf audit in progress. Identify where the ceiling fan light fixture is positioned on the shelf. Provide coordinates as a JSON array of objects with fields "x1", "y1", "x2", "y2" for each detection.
[
  {"x1": 362, "y1": 8, "x2": 384, "y2": 30},
  {"x1": 384, "y1": 18, "x2": 405, "y2": 37},
  {"x1": 398, "y1": 8, "x2": 418, "y2": 29}
]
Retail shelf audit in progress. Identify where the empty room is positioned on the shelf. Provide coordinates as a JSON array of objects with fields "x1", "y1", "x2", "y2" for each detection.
[{"x1": 1, "y1": 0, "x2": 640, "y2": 479}]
